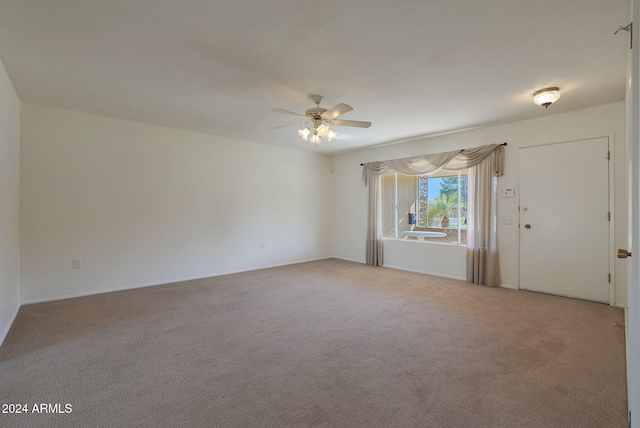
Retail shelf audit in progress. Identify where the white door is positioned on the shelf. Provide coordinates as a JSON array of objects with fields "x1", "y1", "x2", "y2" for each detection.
[{"x1": 519, "y1": 138, "x2": 610, "y2": 303}]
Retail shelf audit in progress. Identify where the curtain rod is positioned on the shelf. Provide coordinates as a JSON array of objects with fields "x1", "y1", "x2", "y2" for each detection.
[{"x1": 359, "y1": 142, "x2": 507, "y2": 166}]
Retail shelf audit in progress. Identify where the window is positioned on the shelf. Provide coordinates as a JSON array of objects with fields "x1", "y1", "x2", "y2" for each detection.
[
  {"x1": 381, "y1": 170, "x2": 468, "y2": 244},
  {"x1": 417, "y1": 173, "x2": 467, "y2": 228}
]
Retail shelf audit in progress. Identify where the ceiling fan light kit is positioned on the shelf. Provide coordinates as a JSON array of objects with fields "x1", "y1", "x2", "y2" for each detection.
[
  {"x1": 273, "y1": 94, "x2": 371, "y2": 147},
  {"x1": 533, "y1": 87, "x2": 561, "y2": 108}
]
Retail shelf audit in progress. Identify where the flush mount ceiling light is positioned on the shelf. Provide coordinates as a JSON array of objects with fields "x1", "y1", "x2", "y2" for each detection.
[
  {"x1": 272, "y1": 94, "x2": 371, "y2": 148},
  {"x1": 533, "y1": 87, "x2": 561, "y2": 108}
]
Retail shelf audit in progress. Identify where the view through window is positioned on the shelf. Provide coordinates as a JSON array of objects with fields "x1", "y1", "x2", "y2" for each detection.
[
  {"x1": 417, "y1": 174, "x2": 467, "y2": 228},
  {"x1": 382, "y1": 171, "x2": 468, "y2": 244}
]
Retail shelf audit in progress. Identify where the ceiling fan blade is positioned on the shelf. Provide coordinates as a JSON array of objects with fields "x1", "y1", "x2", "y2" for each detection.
[
  {"x1": 329, "y1": 119, "x2": 372, "y2": 128},
  {"x1": 271, "y1": 121, "x2": 308, "y2": 129},
  {"x1": 271, "y1": 108, "x2": 307, "y2": 118},
  {"x1": 321, "y1": 103, "x2": 353, "y2": 120}
]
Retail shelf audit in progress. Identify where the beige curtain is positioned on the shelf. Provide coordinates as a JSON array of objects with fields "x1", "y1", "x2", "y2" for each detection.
[
  {"x1": 365, "y1": 168, "x2": 384, "y2": 266},
  {"x1": 466, "y1": 150, "x2": 501, "y2": 286},
  {"x1": 362, "y1": 144, "x2": 504, "y2": 279}
]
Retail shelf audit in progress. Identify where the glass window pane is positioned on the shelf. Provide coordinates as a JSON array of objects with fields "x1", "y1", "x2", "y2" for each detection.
[{"x1": 383, "y1": 171, "x2": 468, "y2": 244}]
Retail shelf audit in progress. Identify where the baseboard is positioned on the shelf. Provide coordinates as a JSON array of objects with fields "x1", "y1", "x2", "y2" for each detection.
[
  {"x1": 0, "y1": 304, "x2": 20, "y2": 348},
  {"x1": 379, "y1": 265, "x2": 520, "y2": 289},
  {"x1": 499, "y1": 283, "x2": 518, "y2": 290},
  {"x1": 333, "y1": 258, "x2": 469, "y2": 283},
  {"x1": 380, "y1": 263, "x2": 467, "y2": 282},
  {"x1": 21, "y1": 256, "x2": 333, "y2": 305},
  {"x1": 332, "y1": 256, "x2": 366, "y2": 264},
  {"x1": 13, "y1": 258, "x2": 533, "y2": 308}
]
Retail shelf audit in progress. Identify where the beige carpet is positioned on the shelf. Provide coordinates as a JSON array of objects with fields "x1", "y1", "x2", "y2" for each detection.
[{"x1": 0, "y1": 259, "x2": 628, "y2": 427}]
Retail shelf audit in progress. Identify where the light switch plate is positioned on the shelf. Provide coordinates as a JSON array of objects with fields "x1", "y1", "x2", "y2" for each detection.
[{"x1": 501, "y1": 188, "x2": 515, "y2": 198}]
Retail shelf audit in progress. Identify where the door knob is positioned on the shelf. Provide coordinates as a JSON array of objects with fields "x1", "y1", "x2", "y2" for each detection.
[
  {"x1": 618, "y1": 249, "x2": 632, "y2": 258},
  {"x1": 524, "y1": 224, "x2": 531, "y2": 229}
]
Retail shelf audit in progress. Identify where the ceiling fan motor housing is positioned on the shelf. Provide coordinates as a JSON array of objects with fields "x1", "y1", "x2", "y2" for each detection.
[
  {"x1": 305, "y1": 107, "x2": 327, "y2": 117},
  {"x1": 306, "y1": 94, "x2": 327, "y2": 117}
]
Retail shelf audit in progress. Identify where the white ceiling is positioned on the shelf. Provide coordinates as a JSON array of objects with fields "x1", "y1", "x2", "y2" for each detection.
[{"x1": 0, "y1": 0, "x2": 631, "y2": 154}]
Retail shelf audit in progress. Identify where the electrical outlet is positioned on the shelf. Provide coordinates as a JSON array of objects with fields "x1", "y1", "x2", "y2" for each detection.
[{"x1": 72, "y1": 259, "x2": 82, "y2": 269}]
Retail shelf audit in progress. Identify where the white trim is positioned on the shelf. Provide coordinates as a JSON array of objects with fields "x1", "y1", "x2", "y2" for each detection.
[
  {"x1": 0, "y1": 304, "x2": 20, "y2": 347},
  {"x1": 518, "y1": 135, "x2": 613, "y2": 150},
  {"x1": 382, "y1": 237, "x2": 466, "y2": 247},
  {"x1": 627, "y1": 0, "x2": 640, "y2": 423},
  {"x1": 394, "y1": 173, "x2": 398, "y2": 239},
  {"x1": 333, "y1": 256, "x2": 366, "y2": 264},
  {"x1": 515, "y1": 146, "x2": 522, "y2": 291},
  {"x1": 337, "y1": 123, "x2": 490, "y2": 156},
  {"x1": 608, "y1": 133, "x2": 617, "y2": 306},
  {"x1": 20, "y1": 257, "x2": 332, "y2": 305},
  {"x1": 335, "y1": 256, "x2": 520, "y2": 289},
  {"x1": 380, "y1": 263, "x2": 466, "y2": 282}
]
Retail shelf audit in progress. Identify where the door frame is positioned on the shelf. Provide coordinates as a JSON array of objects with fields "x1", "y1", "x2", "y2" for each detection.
[
  {"x1": 516, "y1": 135, "x2": 616, "y2": 305},
  {"x1": 626, "y1": 0, "x2": 639, "y2": 424}
]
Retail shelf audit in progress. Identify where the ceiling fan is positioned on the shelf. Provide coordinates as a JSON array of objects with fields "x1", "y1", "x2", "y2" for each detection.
[{"x1": 272, "y1": 94, "x2": 371, "y2": 146}]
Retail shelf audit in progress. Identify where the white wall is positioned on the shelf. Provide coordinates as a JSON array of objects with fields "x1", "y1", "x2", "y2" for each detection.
[
  {"x1": 332, "y1": 102, "x2": 628, "y2": 306},
  {"x1": 12, "y1": 101, "x2": 631, "y2": 310},
  {"x1": 20, "y1": 103, "x2": 333, "y2": 303},
  {"x1": 0, "y1": 57, "x2": 21, "y2": 345}
]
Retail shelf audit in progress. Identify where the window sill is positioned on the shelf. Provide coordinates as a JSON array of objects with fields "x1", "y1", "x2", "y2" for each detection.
[{"x1": 390, "y1": 227, "x2": 467, "y2": 246}]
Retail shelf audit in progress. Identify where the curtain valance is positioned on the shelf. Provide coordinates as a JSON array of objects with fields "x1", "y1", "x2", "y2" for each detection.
[{"x1": 362, "y1": 143, "x2": 505, "y2": 186}]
